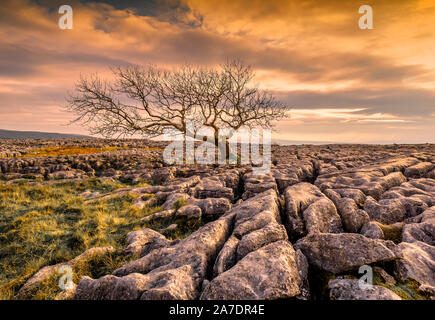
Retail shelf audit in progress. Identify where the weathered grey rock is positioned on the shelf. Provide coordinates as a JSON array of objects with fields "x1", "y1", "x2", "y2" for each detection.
[
  {"x1": 242, "y1": 173, "x2": 278, "y2": 200},
  {"x1": 151, "y1": 167, "x2": 176, "y2": 184},
  {"x1": 342, "y1": 189, "x2": 367, "y2": 205},
  {"x1": 284, "y1": 183, "x2": 342, "y2": 239},
  {"x1": 364, "y1": 196, "x2": 406, "y2": 224},
  {"x1": 175, "y1": 204, "x2": 202, "y2": 221},
  {"x1": 188, "y1": 198, "x2": 232, "y2": 219},
  {"x1": 213, "y1": 235, "x2": 239, "y2": 277},
  {"x1": 140, "y1": 209, "x2": 175, "y2": 223},
  {"x1": 212, "y1": 190, "x2": 282, "y2": 274},
  {"x1": 294, "y1": 233, "x2": 398, "y2": 273},
  {"x1": 303, "y1": 198, "x2": 343, "y2": 234},
  {"x1": 373, "y1": 266, "x2": 396, "y2": 286},
  {"x1": 190, "y1": 177, "x2": 234, "y2": 201},
  {"x1": 233, "y1": 210, "x2": 275, "y2": 238},
  {"x1": 124, "y1": 228, "x2": 170, "y2": 257},
  {"x1": 406, "y1": 206, "x2": 435, "y2": 224},
  {"x1": 402, "y1": 222, "x2": 435, "y2": 245},
  {"x1": 336, "y1": 198, "x2": 370, "y2": 233},
  {"x1": 161, "y1": 193, "x2": 190, "y2": 210},
  {"x1": 380, "y1": 180, "x2": 434, "y2": 218},
  {"x1": 323, "y1": 188, "x2": 341, "y2": 204},
  {"x1": 404, "y1": 162, "x2": 435, "y2": 178},
  {"x1": 361, "y1": 222, "x2": 385, "y2": 239},
  {"x1": 332, "y1": 188, "x2": 367, "y2": 205},
  {"x1": 295, "y1": 249, "x2": 310, "y2": 300},
  {"x1": 75, "y1": 216, "x2": 233, "y2": 300},
  {"x1": 328, "y1": 279, "x2": 401, "y2": 300},
  {"x1": 76, "y1": 265, "x2": 196, "y2": 300},
  {"x1": 236, "y1": 222, "x2": 288, "y2": 260},
  {"x1": 394, "y1": 241, "x2": 435, "y2": 290},
  {"x1": 200, "y1": 241, "x2": 302, "y2": 300},
  {"x1": 317, "y1": 171, "x2": 407, "y2": 200}
]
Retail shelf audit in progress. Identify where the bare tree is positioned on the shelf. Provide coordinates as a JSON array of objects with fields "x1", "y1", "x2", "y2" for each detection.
[{"x1": 67, "y1": 60, "x2": 290, "y2": 155}]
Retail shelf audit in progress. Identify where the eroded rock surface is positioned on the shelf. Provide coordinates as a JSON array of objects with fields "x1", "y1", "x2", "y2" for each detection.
[
  {"x1": 294, "y1": 233, "x2": 399, "y2": 273},
  {"x1": 3, "y1": 140, "x2": 434, "y2": 300}
]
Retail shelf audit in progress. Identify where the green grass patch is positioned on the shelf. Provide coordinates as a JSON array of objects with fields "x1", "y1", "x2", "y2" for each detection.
[
  {"x1": 173, "y1": 198, "x2": 187, "y2": 210},
  {"x1": 373, "y1": 221, "x2": 404, "y2": 243},
  {"x1": 373, "y1": 270, "x2": 431, "y2": 300}
]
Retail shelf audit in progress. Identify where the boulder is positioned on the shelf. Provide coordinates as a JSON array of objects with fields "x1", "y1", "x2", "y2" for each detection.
[
  {"x1": 402, "y1": 222, "x2": 435, "y2": 245},
  {"x1": 364, "y1": 196, "x2": 406, "y2": 224},
  {"x1": 284, "y1": 183, "x2": 342, "y2": 239},
  {"x1": 212, "y1": 190, "x2": 282, "y2": 273},
  {"x1": 188, "y1": 198, "x2": 232, "y2": 219},
  {"x1": 76, "y1": 266, "x2": 196, "y2": 300},
  {"x1": 140, "y1": 209, "x2": 175, "y2": 223},
  {"x1": 242, "y1": 173, "x2": 278, "y2": 200},
  {"x1": 161, "y1": 193, "x2": 190, "y2": 210},
  {"x1": 175, "y1": 204, "x2": 202, "y2": 221},
  {"x1": 200, "y1": 241, "x2": 302, "y2": 300},
  {"x1": 394, "y1": 241, "x2": 435, "y2": 291},
  {"x1": 336, "y1": 198, "x2": 370, "y2": 233},
  {"x1": 151, "y1": 167, "x2": 176, "y2": 184},
  {"x1": 361, "y1": 222, "x2": 385, "y2": 239},
  {"x1": 404, "y1": 162, "x2": 434, "y2": 178},
  {"x1": 294, "y1": 233, "x2": 398, "y2": 274},
  {"x1": 212, "y1": 235, "x2": 239, "y2": 277},
  {"x1": 235, "y1": 222, "x2": 288, "y2": 260},
  {"x1": 190, "y1": 177, "x2": 234, "y2": 201},
  {"x1": 124, "y1": 228, "x2": 170, "y2": 257}
]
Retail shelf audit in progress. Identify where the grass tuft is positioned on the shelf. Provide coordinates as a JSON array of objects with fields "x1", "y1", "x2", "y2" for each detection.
[{"x1": 0, "y1": 178, "x2": 160, "y2": 299}]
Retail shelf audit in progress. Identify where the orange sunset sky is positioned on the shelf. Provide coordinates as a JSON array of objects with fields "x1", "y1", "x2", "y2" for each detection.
[{"x1": 0, "y1": 0, "x2": 434, "y2": 143}]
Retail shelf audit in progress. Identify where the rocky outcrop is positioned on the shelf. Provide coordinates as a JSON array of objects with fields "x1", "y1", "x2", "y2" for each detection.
[
  {"x1": 190, "y1": 177, "x2": 234, "y2": 201},
  {"x1": 294, "y1": 233, "x2": 399, "y2": 273},
  {"x1": 212, "y1": 189, "x2": 284, "y2": 274},
  {"x1": 74, "y1": 217, "x2": 233, "y2": 300},
  {"x1": 361, "y1": 222, "x2": 384, "y2": 239},
  {"x1": 394, "y1": 241, "x2": 435, "y2": 294},
  {"x1": 242, "y1": 173, "x2": 278, "y2": 200},
  {"x1": 284, "y1": 183, "x2": 342, "y2": 240},
  {"x1": 404, "y1": 162, "x2": 435, "y2": 178},
  {"x1": 335, "y1": 197, "x2": 369, "y2": 233},
  {"x1": 124, "y1": 228, "x2": 171, "y2": 257},
  {"x1": 187, "y1": 197, "x2": 232, "y2": 219},
  {"x1": 200, "y1": 241, "x2": 301, "y2": 300},
  {"x1": 4, "y1": 139, "x2": 434, "y2": 301}
]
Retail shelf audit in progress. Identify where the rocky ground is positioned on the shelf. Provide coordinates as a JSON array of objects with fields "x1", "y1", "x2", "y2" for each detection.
[{"x1": 1, "y1": 139, "x2": 434, "y2": 300}]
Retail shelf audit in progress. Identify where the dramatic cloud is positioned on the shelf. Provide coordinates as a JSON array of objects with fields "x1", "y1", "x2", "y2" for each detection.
[{"x1": 0, "y1": 0, "x2": 433, "y2": 142}]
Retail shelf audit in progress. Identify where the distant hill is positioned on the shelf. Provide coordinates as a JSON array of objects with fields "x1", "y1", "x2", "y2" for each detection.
[{"x1": 0, "y1": 129, "x2": 92, "y2": 140}]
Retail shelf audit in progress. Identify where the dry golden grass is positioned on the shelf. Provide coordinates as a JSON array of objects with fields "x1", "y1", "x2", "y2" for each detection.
[
  {"x1": 21, "y1": 146, "x2": 124, "y2": 157},
  {"x1": 0, "y1": 178, "x2": 162, "y2": 299}
]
